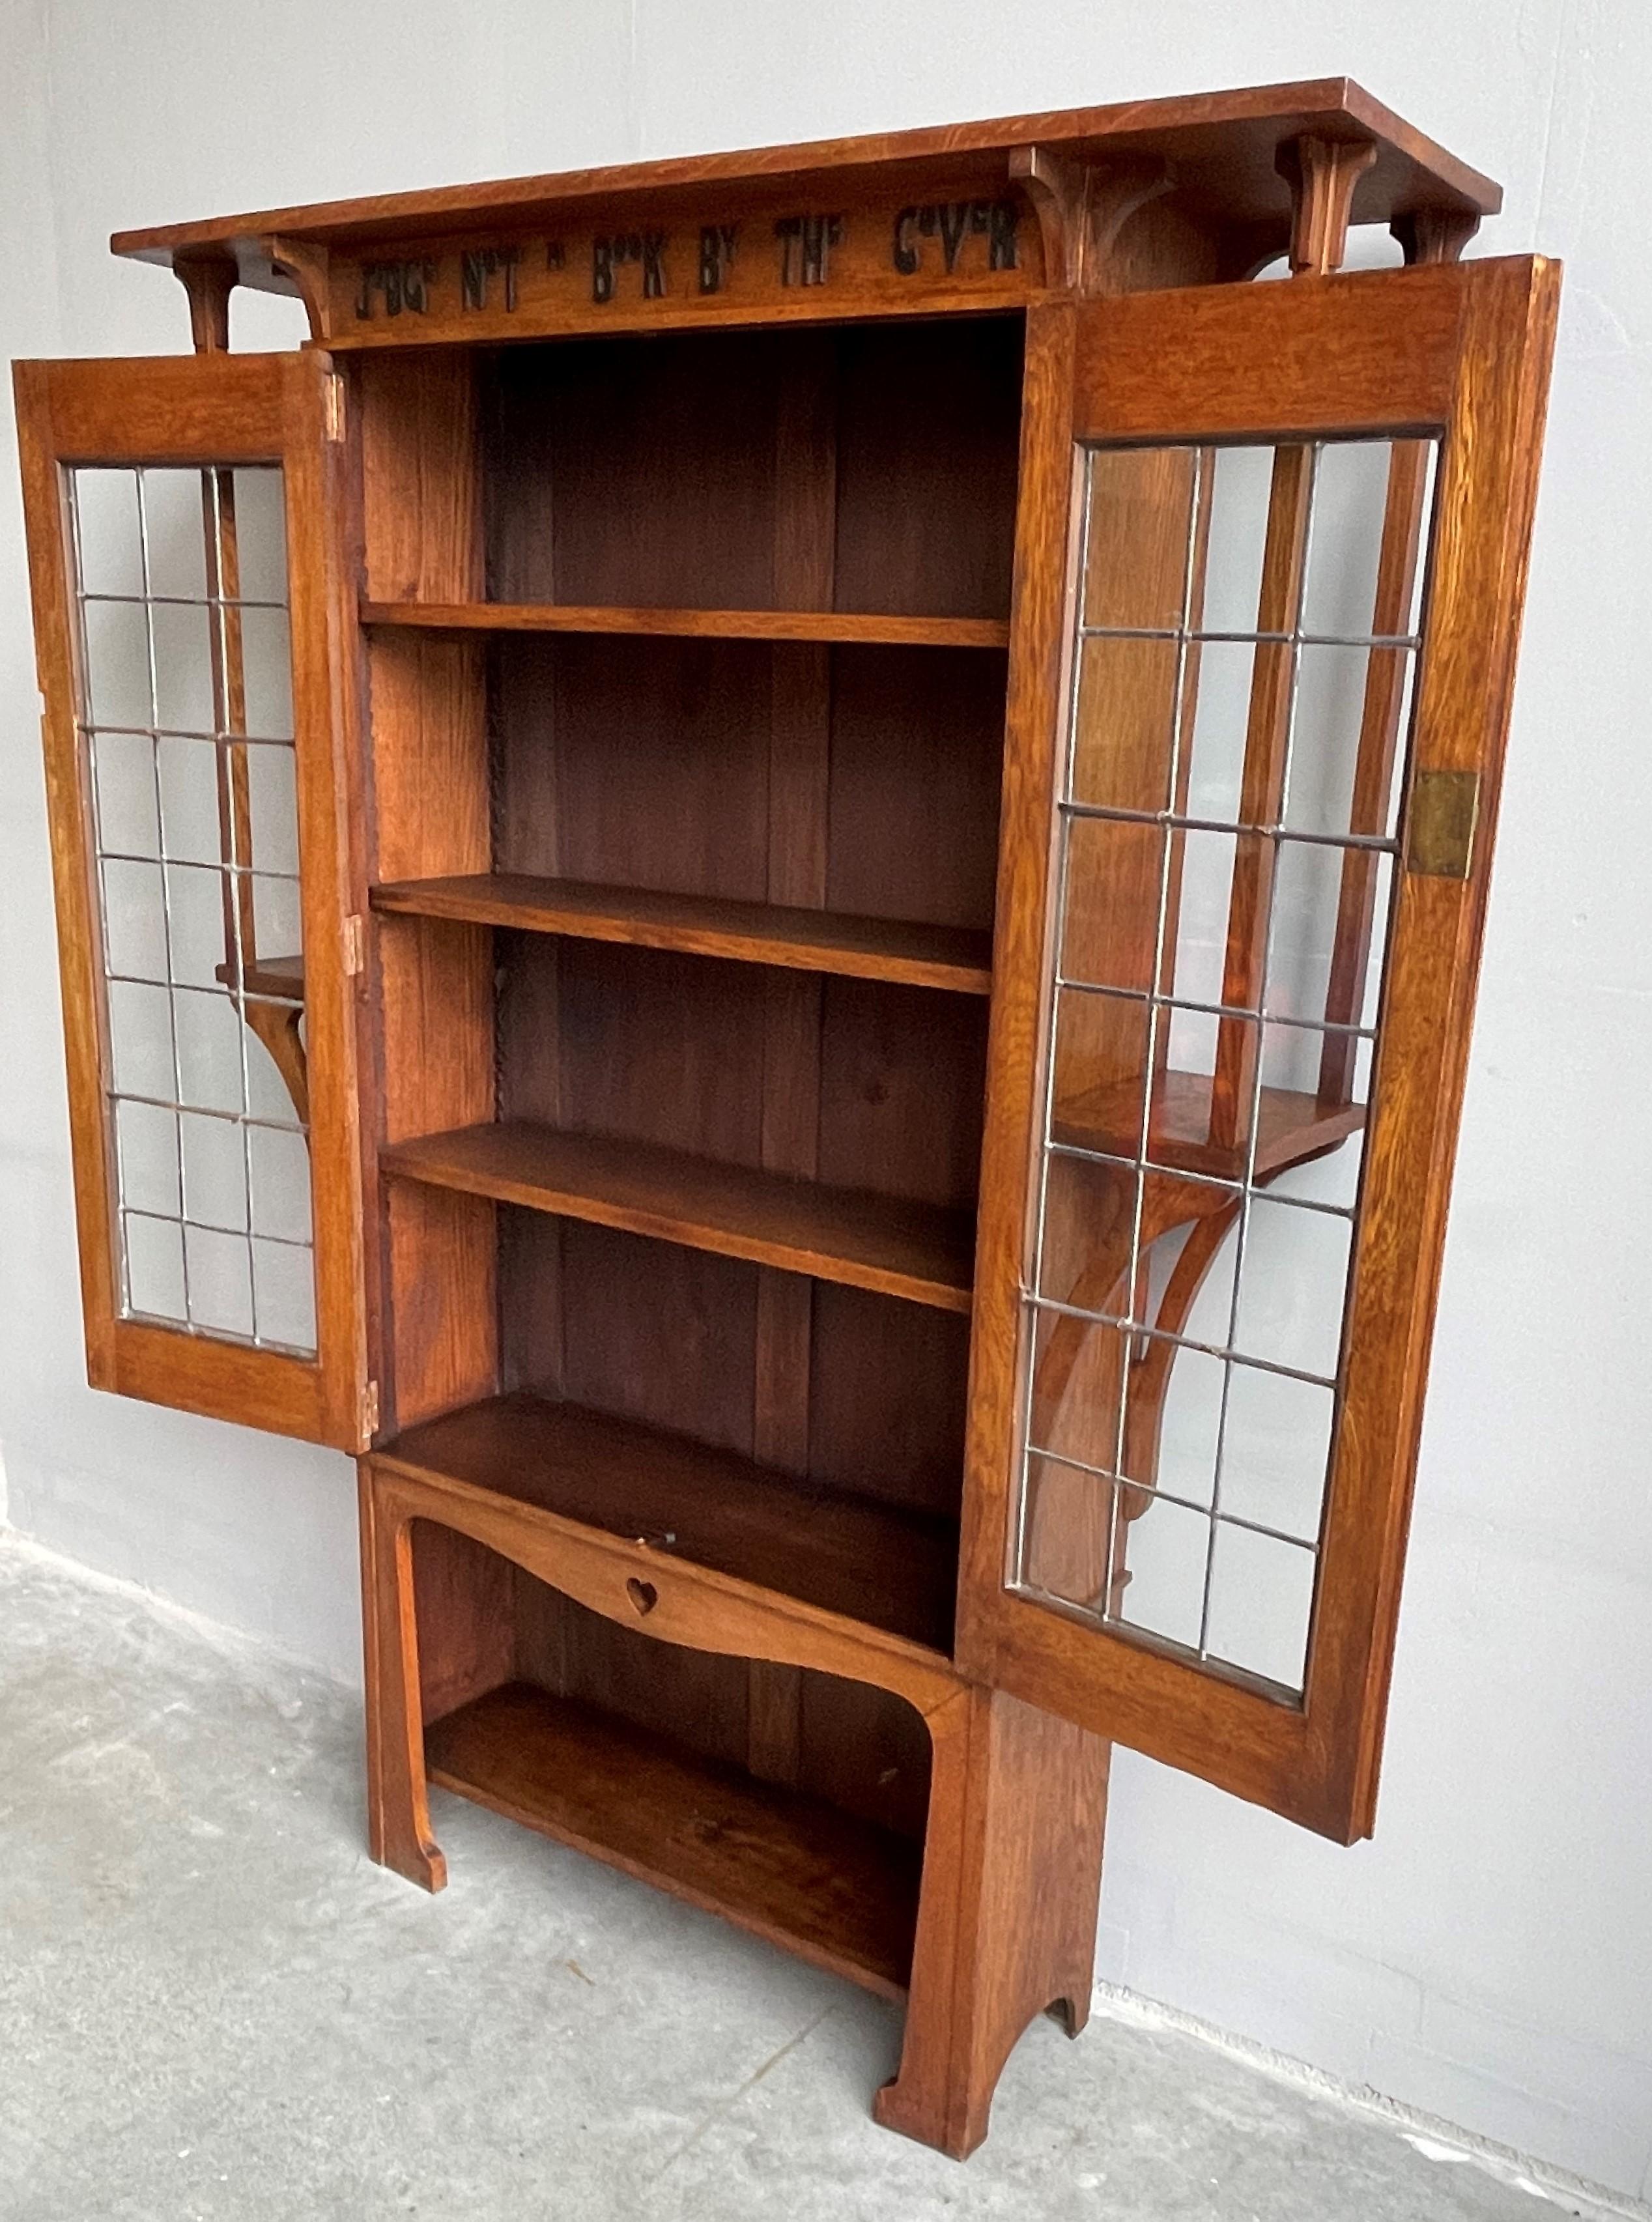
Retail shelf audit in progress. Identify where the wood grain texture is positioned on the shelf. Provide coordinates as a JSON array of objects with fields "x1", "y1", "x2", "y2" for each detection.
[
  {"x1": 1073, "y1": 261, "x2": 1468, "y2": 439},
  {"x1": 13, "y1": 350, "x2": 365, "y2": 1449},
  {"x1": 960, "y1": 256, "x2": 1560, "y2": 1844},
  {"x1": 371, "y1": 873, "x2": 992, "y2": 993},
  {"x1": 382, "y1": 1120, "x2": 976, "y2": 1313},
  {"x1": 426, "y1": 1681, "x2": 922, "y2": 1997},
  {"x1": 363, "y1": 601, "x2": 1009, "y2": 647},
  {"x1": 112, "y1": 81, "x2": 1498, "y2": 273},
  {"x1": 385, "y1": 1390, "x2": 959, "y2": 1651}
]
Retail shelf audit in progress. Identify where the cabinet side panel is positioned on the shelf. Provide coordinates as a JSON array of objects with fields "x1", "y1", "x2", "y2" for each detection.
[{"x1": 358, "y1": 352, "x2": 495, "y2": 1427}]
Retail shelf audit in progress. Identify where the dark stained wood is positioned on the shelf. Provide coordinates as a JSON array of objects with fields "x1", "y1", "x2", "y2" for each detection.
[
  {"x1": 425, "y1": 1680, "x2": 923, "y2": 1999},
  {"x1": 370, "y1": 873, "x2": 993, "y2": 993},
  {"x1": 386, "y1": 1389, "x2": 958, "y2": 1650},
  {"x1": 382, "y1": 1120, "x2": 976, "y2": 1313},
  {"x1": 363, "y1": 601, "x2": 1010, "y2": 648}
]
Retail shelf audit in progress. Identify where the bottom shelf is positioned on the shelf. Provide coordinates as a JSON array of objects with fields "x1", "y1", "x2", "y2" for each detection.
[{"x1": 425, "y1": 1680, "x2": 923, "y2": 1999}]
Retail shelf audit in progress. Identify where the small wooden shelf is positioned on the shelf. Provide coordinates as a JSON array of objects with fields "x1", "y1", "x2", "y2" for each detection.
[
  {"x1": 371, "y1": 874, "x2": 992, "y2": 995},
  {"x1": 425, "y1": 1681, "x2": 922, "y2": 1999},
  {"x1": 1053, "y1": 1070, "x2": 1365, "y2": 1182},
  {"x1": 382, "y1": 1120, "x2": 976, "y2": 1312},
  {"x1": 360, "y1": 600, "x2": 1010, "y2": 649},
  {"x1": 384, "y1": 1391, "x2": 959, "y2": 1651}
]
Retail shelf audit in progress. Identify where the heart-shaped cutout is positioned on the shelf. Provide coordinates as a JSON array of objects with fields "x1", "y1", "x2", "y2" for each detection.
[{"x1": 625, "y1": 1577, "x2": 659, "y2": 1617}]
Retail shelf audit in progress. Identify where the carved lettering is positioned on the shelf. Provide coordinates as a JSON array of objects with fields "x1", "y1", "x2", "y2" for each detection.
[
  {"x1": 988, "y1": 199, "x2": 1019, "y2": 270},
  {"x1": 354, "y1": 260, "x2": 438, "y2": 319},
  {"x1": 892, "y1": 207, "x2": 920, "y2": 276},
  {"x1": 460, "y1": 247, "x2": 520, "y2": 312},
  {"x1": 775, "y1": 212, "x2": 844, "y2": 287},
  {"x1": 698, "y1": 222, "x2": 740, "y2": 294},
  {"x1": 593, "y1": 231, "x2": 668, "y2": 304},
  {"x1": 641, "y1": 230, "x2": 668, "y2": 298},
  {"x1": 937, "y1": 201, "x2": 970, "y2": 272},
  {"x1": 889, "y1": 200, "x2": 1019, "y2": 277}
]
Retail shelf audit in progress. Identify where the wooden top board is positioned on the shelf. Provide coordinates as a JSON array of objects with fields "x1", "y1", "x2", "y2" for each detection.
[{"x1": 108, "y1": 81, "x2": 1498, "y2": 350}]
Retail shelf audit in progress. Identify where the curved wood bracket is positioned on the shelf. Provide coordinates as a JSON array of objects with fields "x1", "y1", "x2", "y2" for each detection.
[
  {"x1": 1275, "y1": 134, "x2": 1379, "y2": 276},
  {"x1": 1392, "y1": 205, "x2": 1480, "y2": 267},
  {"x1": 1008, "y1": 146, "x2": 1175, "y2": 294},
  {"x1": 262, "y1": 234, "x2": 334, "y2": 342},
  {"x1": 174, "y1": 254, "x2": 235, "y2": 353}
]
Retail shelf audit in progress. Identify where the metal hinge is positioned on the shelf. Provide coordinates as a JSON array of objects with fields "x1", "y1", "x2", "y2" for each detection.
[
  {"x1": 359, "y1": 1379, "x2": 380, "y2": 1442},
  {"x1": 323, "y1": 372, "x2": 347, "y2": 444},
  {"x1": 1406, "y1": 769, "x2": 1481, "y2": 880},
  {"x1": 343, "y1": 913, "x2": 365, "y2": 975}
]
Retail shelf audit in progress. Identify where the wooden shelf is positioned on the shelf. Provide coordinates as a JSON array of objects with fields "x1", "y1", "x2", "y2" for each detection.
[
  {"x1": 360, "y1": 600, "x2": 1010, "y2": 649},
  {"x1": 1052, "y1": 1069, "x2": 1365, "y2": 1182},
  {"x1": 384, "y1": 1390, "x2": 959, "y2": 1652},
  {"x1": 426, "y1": 1681, "x2": 921, "y2": 1998},
  {"x1": 214, "y1": 952, "x2": 304, "y2": 1003},
  {"x1": 371, "y1": 874, "x2": 992, "y2": 995},
  {"x1": 382, "y1": 1120, "x2": 976, "y2": 1313}
]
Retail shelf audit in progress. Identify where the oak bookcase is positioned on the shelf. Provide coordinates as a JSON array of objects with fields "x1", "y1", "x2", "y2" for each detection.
[{"x1": 14, "y1": 81, "x2": 1556, "y2": 2155}]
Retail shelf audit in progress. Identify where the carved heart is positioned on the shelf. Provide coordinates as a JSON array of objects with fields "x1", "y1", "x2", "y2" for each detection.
[{"x1": 625, "y1": 1577, "x2": 659, "y2": 1617}]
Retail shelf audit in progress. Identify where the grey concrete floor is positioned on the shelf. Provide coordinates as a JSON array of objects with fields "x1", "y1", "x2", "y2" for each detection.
[{"x1": 0, "y1": 1534, "x2": 1611, "y2": 2222}]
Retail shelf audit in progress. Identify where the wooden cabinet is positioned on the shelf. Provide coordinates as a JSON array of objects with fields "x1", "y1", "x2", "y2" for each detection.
[{"x1": 13, "y1": 82, "x2": 1557, "y2": 2156}]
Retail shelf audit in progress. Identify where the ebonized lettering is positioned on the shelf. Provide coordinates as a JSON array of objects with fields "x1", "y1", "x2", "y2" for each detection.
[
  {"x1": 698, "y1": 223, "x2": 741, "y2": 294},
  {"x1": 775, "y1": 212, "x2": 844, "y2": 287},
  {"x1": 592, "y1": 231, "x2": 670, "y2": 304},
  {"x1": 355, "y1": 260, "x2": 438, "y2": 319},
  {"x1": 460, "y1": 247, "x2": 520, "y2": 312},
  {"x1": 890, "y1": 201, "x2": 1019, "y2": 276}
]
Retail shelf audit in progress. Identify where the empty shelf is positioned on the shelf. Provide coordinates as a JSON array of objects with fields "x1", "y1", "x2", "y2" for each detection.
[
  {"x1": 426, "y1": 1681, "x2": 922, "y2": 1998},
  {"x1": 381, "y1": 1120, "x2": 976, "y2": 1313},
  {"x1": 371, "y1": 874, "x2": 992, "y2": 994},
  {"x1": 361, "y1": 600, "x2": 1010, "y2": 649}
]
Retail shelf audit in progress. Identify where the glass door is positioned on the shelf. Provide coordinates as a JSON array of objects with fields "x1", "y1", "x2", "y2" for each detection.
[
  {"x1": 960, "y1": 257, "x2": 1558, "y2": 1840},
  {"x1": 15, "y1": 352, "x2": 367, "y2": 1448}
]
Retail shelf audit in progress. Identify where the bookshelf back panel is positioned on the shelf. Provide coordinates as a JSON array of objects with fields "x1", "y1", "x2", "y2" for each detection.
[{"x1": 480, "y1": 316, "x2": 1024, "y2": 619}]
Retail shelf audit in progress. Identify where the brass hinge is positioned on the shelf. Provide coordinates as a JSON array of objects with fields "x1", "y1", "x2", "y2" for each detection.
[
  {"x1": 323, "y1": 372, "x2": 347, "y2": 444},
  {"x1": 1406, "y1": 769, "x2": 1481, "y2": 880},
  {"x1": 359, "y1": 1378, "x2": 380, "y2": 1442},
  {"x1": 343, "y1": 913, "x2": 365, "y2": 975}
]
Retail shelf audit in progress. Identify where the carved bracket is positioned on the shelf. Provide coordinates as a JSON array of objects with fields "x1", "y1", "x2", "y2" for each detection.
[
  {"x1": 1275, "y1": 134, "x2": 1379, "y2": 276},
  {"x1": 174, "y1": 254, "x2": 235, "y2": 353},
  {"x1": 1008, "y1": 145, "x2": 1175, "y2": 294},
  {"x1": 263, "y1": 234, "x2": 334, "y2": 341},
  {"x1": 1391, "y1": 205, "x2": 1480, "y2": 267}
]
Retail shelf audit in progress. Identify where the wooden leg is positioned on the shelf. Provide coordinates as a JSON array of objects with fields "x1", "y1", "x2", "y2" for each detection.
[
  {"x1": 876, "y1": 1685, "x2": 1109, "y2": 2159},
  {"x1": 359, "y1": 1464, "x2": 447, "y2": 1892}
]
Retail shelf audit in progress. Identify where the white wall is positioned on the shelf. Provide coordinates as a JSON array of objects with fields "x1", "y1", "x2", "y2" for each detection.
[{"x1": 2, "y1": 0, "x2": 1648, "y2": 2199}]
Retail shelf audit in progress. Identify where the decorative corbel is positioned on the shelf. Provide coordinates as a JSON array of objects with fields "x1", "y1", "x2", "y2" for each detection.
[
  {"x1": 1275, "y1": 134, "x2": 1379, "y2": 276},
  {"x1": 174, "y1": 253, "x2": 235, "y2": 353},
  {"x1": 1008, "y1": 145, "x2": 1175, "y2": 294},
  {"x1": 1391, "y1": 205, "x2": 1480, "y2": 267},
  {"x1": 263, "y1": 235, "x2": 334, "y2": 343}
]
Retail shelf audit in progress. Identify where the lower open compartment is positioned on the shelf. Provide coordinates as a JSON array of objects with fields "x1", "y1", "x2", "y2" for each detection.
[{"x1": 412, "y1": 1528, "x2": 931, "y2": 1997}]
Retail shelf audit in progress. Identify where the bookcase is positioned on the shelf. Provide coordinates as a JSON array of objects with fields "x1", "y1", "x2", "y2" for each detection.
[{"x1": 14, "y1": 81, "x2": 1557, "y2": 2156}]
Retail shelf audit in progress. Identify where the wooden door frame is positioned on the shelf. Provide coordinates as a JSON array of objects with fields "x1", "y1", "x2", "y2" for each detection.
[
  {"x1": 958, "y1": 257, "x2": 1559, "y2": 1842},
  {"x1": 14, "y1": 351, "x2": 369, "y2": 1449}
]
